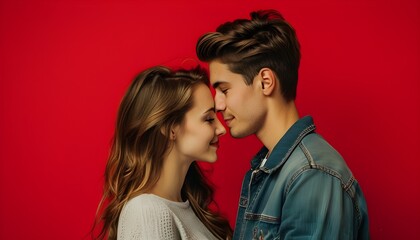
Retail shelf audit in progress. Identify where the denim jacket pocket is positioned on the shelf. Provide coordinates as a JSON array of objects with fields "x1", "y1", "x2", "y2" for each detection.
[{"x1": 245, "y1": 213, "x2": 281, "y2": 240}]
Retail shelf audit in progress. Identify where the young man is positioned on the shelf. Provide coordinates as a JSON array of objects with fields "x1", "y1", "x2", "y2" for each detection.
[{"x1": 196, "y1": 10, "x2": 369, "y2": 239}]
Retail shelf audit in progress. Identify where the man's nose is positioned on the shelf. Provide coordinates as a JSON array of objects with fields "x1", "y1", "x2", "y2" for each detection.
[{"x1": 214, "y1": 92, "x2": 226, "y2": 112}]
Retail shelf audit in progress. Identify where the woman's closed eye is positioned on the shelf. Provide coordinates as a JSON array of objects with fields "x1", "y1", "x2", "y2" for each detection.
[{"x1": 205, "y1": 117, "x2": 215, "y2": 123}]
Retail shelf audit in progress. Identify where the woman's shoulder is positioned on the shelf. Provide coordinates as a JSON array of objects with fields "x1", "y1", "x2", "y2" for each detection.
[
  {"x1": 119, "y1": 194, "x2": 175, "y2": 231},
  {"x1": 122, "y1": 194, "x2": 170, "y2": 215},
  {"x1": 118, "y1": 194, "x2": 180, "y2": 239}
]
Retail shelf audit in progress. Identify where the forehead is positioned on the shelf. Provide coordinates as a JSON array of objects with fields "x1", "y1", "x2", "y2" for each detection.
[
  {"x1": 190, "y1": 83, "x2": 214, "y2": 110},
  {"x1": 208, "y1": 60, "x2": 245, "y2": 87}
]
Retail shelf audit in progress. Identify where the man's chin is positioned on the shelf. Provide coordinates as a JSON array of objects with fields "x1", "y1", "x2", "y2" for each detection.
[{"x1": 230, "y1": 128, "x2": 249, "y2": 139}]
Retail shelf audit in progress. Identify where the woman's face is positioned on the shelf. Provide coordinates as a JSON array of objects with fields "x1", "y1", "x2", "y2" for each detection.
[{"x1": 173, "y1": 83, "x2": 226, "y2": 163}]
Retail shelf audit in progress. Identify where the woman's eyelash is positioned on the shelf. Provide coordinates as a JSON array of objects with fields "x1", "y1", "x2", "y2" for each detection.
[{"x1": 206, "y1": 118, "x2": 215, "y2": 122}]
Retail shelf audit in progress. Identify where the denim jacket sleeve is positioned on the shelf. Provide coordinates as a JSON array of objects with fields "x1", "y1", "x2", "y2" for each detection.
[{"x1": 279, "y1": 168, "x2": 361, "y2": 239}]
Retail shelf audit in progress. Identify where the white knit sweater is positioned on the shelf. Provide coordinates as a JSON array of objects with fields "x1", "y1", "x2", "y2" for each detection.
[{"x1": 117, "y1": 194, "x2": 218, "y2": 240}]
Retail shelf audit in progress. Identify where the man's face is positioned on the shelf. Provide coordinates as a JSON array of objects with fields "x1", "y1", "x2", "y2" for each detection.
[{"x1": 209, "y1": 60, "x2": 266, "y2": 138}]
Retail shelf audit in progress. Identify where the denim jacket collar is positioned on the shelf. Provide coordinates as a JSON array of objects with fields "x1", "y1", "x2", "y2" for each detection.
[{"x1": 251, "y1": 115, "x2": 316, "y2": 173}]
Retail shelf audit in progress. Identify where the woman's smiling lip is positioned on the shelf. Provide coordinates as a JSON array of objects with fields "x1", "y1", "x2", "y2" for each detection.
[{"x1": 210, "y1": 140, "x2": 219, "y2": 148}]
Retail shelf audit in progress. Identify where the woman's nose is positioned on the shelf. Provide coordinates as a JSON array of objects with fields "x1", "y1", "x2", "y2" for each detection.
[{"x1": 215, "y1": 116, "x2": 226, "y2": 136}]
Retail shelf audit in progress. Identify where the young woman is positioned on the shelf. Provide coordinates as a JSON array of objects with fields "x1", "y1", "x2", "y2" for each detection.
[{"x1": 93, "y1": 66, "x2": 232, "y2": 239}]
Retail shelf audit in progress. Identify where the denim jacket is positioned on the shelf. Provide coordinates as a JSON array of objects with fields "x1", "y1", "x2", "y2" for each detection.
[{"x1": 233, "y1": 116, "x2": 369, "y2": 240}]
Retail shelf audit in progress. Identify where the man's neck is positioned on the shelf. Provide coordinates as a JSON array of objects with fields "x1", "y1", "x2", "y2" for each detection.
[{"x1": 256, "y1": 100, "x2": 299, "y2": 154}]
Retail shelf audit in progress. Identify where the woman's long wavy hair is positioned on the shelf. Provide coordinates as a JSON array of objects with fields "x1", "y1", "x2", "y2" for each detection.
[{"x1": 92, "y1": 66, "x2": 232, "y2": 240}]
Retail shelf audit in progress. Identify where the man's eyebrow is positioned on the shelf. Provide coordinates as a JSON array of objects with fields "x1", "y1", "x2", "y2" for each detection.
[
  {"x1": 212, "y1": 81, "x2": 221, "y2": 89},
  {"x1": 213, "y1": 80, "x2": 230, "y2": 89}
]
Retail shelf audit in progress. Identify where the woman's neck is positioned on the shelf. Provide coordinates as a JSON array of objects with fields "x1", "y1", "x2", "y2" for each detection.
[{"x1": 149, "y1": 151, "x2": 191, "y2": 202}]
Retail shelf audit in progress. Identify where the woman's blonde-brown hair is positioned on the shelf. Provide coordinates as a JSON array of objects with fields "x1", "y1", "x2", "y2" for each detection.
[{"x1": 92, "y1": 66, "x2": 232, "y2": 240}]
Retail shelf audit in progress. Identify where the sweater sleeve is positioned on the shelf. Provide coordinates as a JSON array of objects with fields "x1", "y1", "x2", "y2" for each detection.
[{"x1": 117, "y1": 196, "x2": 180, "y2": 240}]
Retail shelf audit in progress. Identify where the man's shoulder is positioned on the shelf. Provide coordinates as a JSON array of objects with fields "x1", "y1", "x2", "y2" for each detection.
[
  {"x1": 299, "y1": 133, "x2": 348, "y2": 167},
  {"x1": 287, "y1": 133, "x2": 354, "y2": 185}
]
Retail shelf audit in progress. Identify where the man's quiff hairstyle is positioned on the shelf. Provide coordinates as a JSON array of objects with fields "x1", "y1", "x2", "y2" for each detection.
[{"x1": 196, "y1": 9, "x2": 301, "y2": 101}]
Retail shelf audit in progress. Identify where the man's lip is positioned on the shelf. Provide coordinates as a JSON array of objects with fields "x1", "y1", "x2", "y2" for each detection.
[
  {"x1": 224, "y1": 118, "x2": 233, "y2": 125},
  {"x1": 210, "y1": 141, "x2": 219, "y2": 148},
  {"x1": 224, "y1": 118, "x2": 233, "y2": 122}
]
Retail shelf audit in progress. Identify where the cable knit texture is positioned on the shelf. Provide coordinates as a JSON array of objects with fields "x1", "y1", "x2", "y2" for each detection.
[{"x1": 117, "y1": 194, "x2": 218, "y2": 240}]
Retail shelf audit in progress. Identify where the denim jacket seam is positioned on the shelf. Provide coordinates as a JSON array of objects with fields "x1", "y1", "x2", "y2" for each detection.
[
  {"x1": 238, "y1": 170, "x2": 270, "y2": 239},
  {"x1": 299, "y1": 141, "x2": 356, "y2": 193},
  {"x1": 286, "y1": 164, "x2": 312, "y2": 194},
  {"x1": 244, "y1": 212, "x2": 280, "y2": 223},
  {"x1": 286, "y1": 163, "x2": 356, "y2": 198},
  {"x1": 246, "y1": 171, "x2": 268, "y2": 215},
  {"x1": 269, "y1": 124, "x2": 316, "y2": 173},
  {"x1": 352, "y1": 194, "x2": 362, "y2": 225},
  {"x1": 299, "y1": 142, "x2": 316, "y2": 167},
  {"x1": 285, "y1": 163, "x2": 363, "y2": 224}
]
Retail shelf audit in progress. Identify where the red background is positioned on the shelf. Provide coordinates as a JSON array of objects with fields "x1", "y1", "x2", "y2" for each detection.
[{"x1": 1, "y1": 0, "x2": 419, "y2": 239}]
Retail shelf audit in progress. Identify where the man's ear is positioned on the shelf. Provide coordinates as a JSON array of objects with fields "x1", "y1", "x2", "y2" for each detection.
[{"x1": 259, "y1": 68, "x2": 276, "y2": 96}]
